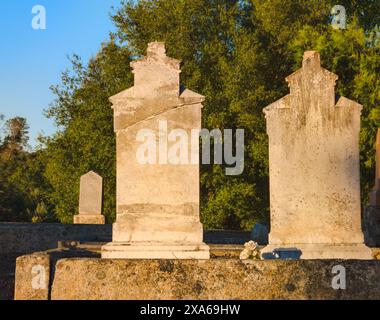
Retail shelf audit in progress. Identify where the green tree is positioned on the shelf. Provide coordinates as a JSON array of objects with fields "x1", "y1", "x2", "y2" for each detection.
[
  {"x1": 0, "y1": 117, "x2": 29, "y2": 160},
  {"x1": 42, "y1": 40, "x2": 133, "y2": 223},
  {"x1": 0, "y1": 116, "x2": 53, "y2": 222}
]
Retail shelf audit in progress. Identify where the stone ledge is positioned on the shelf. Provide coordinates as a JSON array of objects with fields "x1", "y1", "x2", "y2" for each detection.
[
  {"x1": 47, "y1": 258, "x2": 380, "y2": 300},
  {"x1": 101, "y1": 243, "x2": 210, "y2": 259},
  {"x1": 73, "y1": 215, "x2": 105, "y2": 225}
]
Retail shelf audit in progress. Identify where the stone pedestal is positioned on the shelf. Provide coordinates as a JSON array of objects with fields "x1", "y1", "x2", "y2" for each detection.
[
  {"x1": 101, "y1": 42, "x2": 209, "y2": 259},
  {"x1": 73, "y1": 171, "x2": 105, "y2": 225},
  {"x1": 261, "y1": 51, "x2": 372, "y2": 260},
  {"x1": 73, "y1": 215, "x2": 105, "y2": 225}
]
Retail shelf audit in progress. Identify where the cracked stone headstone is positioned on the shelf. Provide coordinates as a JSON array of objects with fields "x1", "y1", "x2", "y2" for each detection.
[{"x1": 101, "y1": 42, "x2": 209, "y2": 259}]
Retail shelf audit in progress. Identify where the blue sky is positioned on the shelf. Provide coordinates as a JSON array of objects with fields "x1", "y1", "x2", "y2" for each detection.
[{"x1": 0, "y1": 0, "x2": 122, "y2": 147}]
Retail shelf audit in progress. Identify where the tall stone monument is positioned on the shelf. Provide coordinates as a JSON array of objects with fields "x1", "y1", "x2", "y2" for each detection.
[
  {"x1": 101, "y1": 42, "x2": 210, "y2": 259},
  {"x1": 74, "y1": 171, "x2": 105, "y2": 224},
  {"x1": 261, "y1": 51, "x2": 372, "y2": 259},
  {"x1": 363, "y1": 129, "x2": 380, "y2": 246}
]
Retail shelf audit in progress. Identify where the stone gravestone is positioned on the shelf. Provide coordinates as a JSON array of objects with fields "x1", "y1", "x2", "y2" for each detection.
[
  {"x1": 73, "y1": 171, "x2": 105, "y2": 224},
  {"x1": 261, "y1": 51, "x2": 372, "y2": 259},
  {"x1": 101, "y1": 42, "x2": 210, "y2": 259},
  {"x1": 363, "y1": 129, "x2": 380, "y2": 246}
]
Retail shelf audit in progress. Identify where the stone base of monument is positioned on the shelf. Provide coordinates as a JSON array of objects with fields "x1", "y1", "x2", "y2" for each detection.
[
  {"x1": 13, "y1": 246, "x2": 380, "y2": 300},
  {"x1": 261, "y1": 243, "x2": 373, "y2": 260},
  {"x1": 73, "y1": 215, "x2": 105, "y2": 225},
  {"x1": 15, "y1": 258, "x2": 380, "y2": 300},
  {"x1": 101, "y1": 242, "x2": 210, "y2": 259}
]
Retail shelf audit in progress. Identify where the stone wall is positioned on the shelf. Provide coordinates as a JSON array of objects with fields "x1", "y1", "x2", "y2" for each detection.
[
  {"x1": 8, "y1": 222, "x2": 380, "y2": 300},
  {"x1": 0, "y1": 223, "x2": 250, "y2": 255},
  {"x1": 0, "y1": 223, "x2": 112, "y2": 254},
  {"x1": 0, "y1": 223, "x2": 249, "y2": 300},
  {"x1": 0, "y1": 223, "x2": 111, "y2": 300},
  {"x1": 44, "y1": 259, "x2": 380, "y2": 300}
]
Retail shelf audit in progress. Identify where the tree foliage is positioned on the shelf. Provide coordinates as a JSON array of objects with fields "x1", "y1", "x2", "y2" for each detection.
[
  {"x1": 42, "y1": 41, "x2": 133, "y2": 223},
  {"x1": 0, "y1": 117, "x2": 53, "y2": 222}
]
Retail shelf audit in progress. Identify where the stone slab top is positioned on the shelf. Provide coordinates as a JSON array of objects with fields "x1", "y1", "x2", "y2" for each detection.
[
  {"x1": 263, "y1": 51, "x2": 362, "y2": 115},
  {"x1": 109, "y1": 42, "x2": 205, "y2": 131}
]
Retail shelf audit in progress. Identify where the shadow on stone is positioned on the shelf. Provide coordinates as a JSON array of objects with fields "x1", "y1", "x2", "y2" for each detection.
[
  {"x1": 250, "y1": 223, "x2": 269, "y2": 245},
  {"x1": 262, "y1": 248, "x2": 302, "y2": 260}
]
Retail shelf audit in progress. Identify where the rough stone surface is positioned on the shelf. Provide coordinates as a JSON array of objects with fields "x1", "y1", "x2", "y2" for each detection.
[
  {"x1": 74, "y1": 171, "x2": 105, "y2": 224},
  {"x1": 14, "y1": 253, "x2": 50, "y2": 300},
  {"x1": 102, "y1": 42, "x2": 209, "y2": 259},
  {"x1": 50, "y1": 258, "x2": 380, "y2": 300},
  {"x1": 11, "y1": 248, "x2": 380, "y2": 300},
  {"x1": 14, "y1": 248, "x2": 101, "y2": 300},
  {"x1": 0, "y1": 223, "x2": 247, "y2": 300},
  {"x1": 73, "y1": 215, "x2": 105, "y2": 225},
  {"x1": 262, "y1": 51, "x2": 371, "y2": 259},
  {"x1": 0, "y1": 223, "x2": 110, "y2": 300}
]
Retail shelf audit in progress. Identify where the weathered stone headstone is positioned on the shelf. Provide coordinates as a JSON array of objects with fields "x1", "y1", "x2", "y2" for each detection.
[
  {"x1": 73, "y1": 171, "x2": 105, "y2": 224},
  {"x1": 101, "y1": 42, "x2": 210, "y2": 259},
  {"x1": 261, "y1": 51, "x2": 372, "y2": 259},
  {"x1": 363, "y1": 129, "x2": 380, "y2": 246}
]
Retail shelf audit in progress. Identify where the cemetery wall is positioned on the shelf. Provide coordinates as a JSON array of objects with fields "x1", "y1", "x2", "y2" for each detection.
[
  {"x1": 47, "y1": 258, "x2": 380, "y2": 300},
  {"x1": 0, "y1": 223, "x2": 112, "y2": 254}
]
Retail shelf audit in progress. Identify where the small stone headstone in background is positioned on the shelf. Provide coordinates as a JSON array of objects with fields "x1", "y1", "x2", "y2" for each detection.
[{"x1": 74, "y1": 171, "x2": 105, "y2": 224}]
